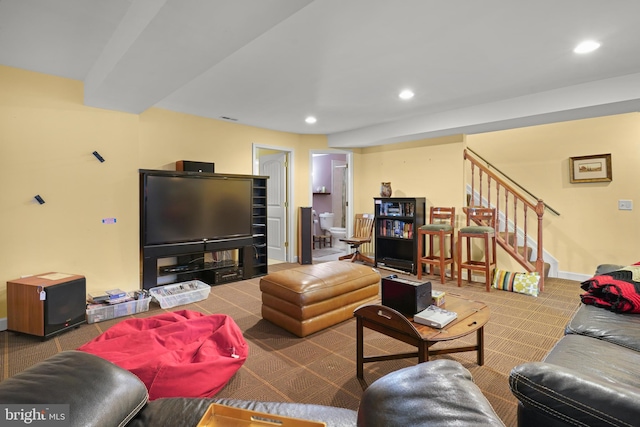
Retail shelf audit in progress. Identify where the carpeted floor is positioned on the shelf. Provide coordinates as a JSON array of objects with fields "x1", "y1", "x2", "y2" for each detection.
[{"x1": 1, "y1": 263, "x2": 582, "y2": 427}]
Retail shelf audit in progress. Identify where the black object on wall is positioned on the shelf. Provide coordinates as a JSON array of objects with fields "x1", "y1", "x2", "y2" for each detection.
[
  {"x1": 92, "y1": 151, "x2": 105, "y2": 162},
  {"x1": 34, "y1": 195, "x2": 45, "y2": 204},
  {"x1": 298, "y1": 207, "x2": 313, "y2": 265},
  {"x1": 176, "y1": 160, "x2": 215, "y2": 173}
]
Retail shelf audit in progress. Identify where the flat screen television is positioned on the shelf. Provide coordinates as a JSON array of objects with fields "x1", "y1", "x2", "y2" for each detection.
[{"x1": 141, "y1": 172, "x2": 253, "y2": 246}]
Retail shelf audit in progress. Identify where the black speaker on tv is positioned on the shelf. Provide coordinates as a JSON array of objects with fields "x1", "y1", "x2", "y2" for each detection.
[
  {"x1": 7, "y1": 273, "x2": 87, "y2": 339},
  {"x1": 176, "y1": 160, "x2": 215, "y2": 173}
]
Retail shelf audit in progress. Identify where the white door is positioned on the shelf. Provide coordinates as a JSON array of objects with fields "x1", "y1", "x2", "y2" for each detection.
[{"x1": 260, "y1": 152, "x2": 287, "y2": 261}]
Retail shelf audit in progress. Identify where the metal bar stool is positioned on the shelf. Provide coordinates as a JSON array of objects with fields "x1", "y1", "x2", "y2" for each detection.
[
  {"x1": 457, "y1": 207, "x2": 497, "y2": 291},
  {"x1": 417, "y1": 207, "x2": 455, "y2": 284}
]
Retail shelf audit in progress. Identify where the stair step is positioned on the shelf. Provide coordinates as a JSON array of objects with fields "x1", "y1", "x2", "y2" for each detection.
[
  {"x1": 516, "y1": 246, "x2": 533, "y2": 259},
  {"x1": 543, "y1": 262, "x2": 550, "y2": 278},
  {"x1": 497, "y1": 231, "x2": 549, "y2": 279},
  {"x1": 513, "y1": 245, "x2": 550, "y2": 278},
  {"x1": 500, "y1": 231, "x2": 517, "y2": 246}
]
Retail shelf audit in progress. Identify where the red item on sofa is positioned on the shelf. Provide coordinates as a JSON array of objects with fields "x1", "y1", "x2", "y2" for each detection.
[
  {"x1": 78, "y1": 310, "x2": 248, "y2": 400},
  {"x1": 580, "y1": 262, "x2": 640, "y2": 313}
]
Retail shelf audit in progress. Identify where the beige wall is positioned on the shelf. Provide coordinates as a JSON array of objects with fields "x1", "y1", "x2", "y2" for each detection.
[
  {"x1": 2, "y1": 65, "x2": 638, "y2": 321},
  {"x1": 350, "y1": 115, "x2": 640, "y2": 278},
  {"x1": 355, "y1": 135, "x2": 466, "y2": 216},
  {"x1": 0, "y1": 67, "x2": 142, "y2": 319},
  {"x1": 467, "y1": 113, "x2": 640, "y2": 276},
  {"x1": 353, "y1": 135, "x2": 523, "y2": 273},
  {"x1": 0, "y1": 66, "x2": 330, "y2": 319}
]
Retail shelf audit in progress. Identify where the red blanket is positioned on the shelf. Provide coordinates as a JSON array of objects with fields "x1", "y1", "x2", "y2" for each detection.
[
  {"x1": 78, "y1": 310, "x2": 248, "y2": 400},
  {"x1": 581, "y1": 262, "x2": 640, "y2": 313}
]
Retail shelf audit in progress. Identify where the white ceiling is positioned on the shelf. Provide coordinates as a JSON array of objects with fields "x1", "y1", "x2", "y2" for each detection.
[{"x1": 1, "y1": 0, "x2": 640, "y2": 148}]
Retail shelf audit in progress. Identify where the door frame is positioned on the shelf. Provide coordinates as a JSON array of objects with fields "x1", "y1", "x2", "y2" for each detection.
[
  {"x1": 309, "y1": 149, "x2": 354, "y2": 238},
  {"x1": 252, "y1": 144, "x2": 295, "y2": 263}
]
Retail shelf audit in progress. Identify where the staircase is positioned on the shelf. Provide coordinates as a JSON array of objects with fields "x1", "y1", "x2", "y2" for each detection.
[{"x1": 464, "y1": 149, "x2": 552, "y2": 292}]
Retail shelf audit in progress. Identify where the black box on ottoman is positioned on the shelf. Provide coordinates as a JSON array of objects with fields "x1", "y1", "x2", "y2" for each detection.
[{"x1": 382, "y1": 275, "x2": 432, "y2": 316}]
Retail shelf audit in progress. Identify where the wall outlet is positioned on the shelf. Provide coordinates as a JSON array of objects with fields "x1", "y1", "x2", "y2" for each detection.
[{"x1": 618, "y1": 200, "x2": 633, "y2": 210}]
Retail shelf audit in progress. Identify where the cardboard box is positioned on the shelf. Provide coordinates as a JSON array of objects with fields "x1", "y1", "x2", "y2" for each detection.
[
  {"x1": 381, "y1": 275, "x2": 432, "y2": 315},
  {"x1": 432, "y1": 290, "x2": 446, "y2": 307}
]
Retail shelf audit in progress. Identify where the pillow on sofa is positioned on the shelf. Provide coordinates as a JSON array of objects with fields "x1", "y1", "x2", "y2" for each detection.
[{"x1": 492, "y1": 269, "x2": 540, "y2": 297}]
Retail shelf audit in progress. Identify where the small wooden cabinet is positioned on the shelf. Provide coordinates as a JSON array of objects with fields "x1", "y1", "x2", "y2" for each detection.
[
  {"x1": 374, "y1": 197, "x2": 426, "y2": 274},
  {"x1": 7, "y1": 273, "x2": 86, "y2": 338}
]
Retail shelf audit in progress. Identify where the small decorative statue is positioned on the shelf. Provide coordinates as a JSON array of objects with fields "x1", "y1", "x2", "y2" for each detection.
[{"x1": 380, "y1": 182, "x2": 392, "y2": 197}]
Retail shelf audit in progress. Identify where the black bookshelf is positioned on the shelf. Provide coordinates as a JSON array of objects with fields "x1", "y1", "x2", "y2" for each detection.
[
  {"x1": 374, "y1": 197, "x2": 426, "y2": 274},
  {"x1": 251, "y1": 176, "x2": 268, "y2": 278}
]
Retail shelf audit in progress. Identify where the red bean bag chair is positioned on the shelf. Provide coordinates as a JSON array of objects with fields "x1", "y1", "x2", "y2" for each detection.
[{"x1": 78, "y1": 310, "x2": 248, "y2": 400}]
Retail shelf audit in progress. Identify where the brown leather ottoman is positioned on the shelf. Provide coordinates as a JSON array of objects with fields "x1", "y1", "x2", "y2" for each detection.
[{"x1": 260, "y1": 261, "x2": 380, "y2": 337}]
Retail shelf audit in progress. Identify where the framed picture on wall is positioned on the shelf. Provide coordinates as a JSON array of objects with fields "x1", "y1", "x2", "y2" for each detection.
[{"x1": 569, "y1": 154, "x2": 612, "y2": 183}]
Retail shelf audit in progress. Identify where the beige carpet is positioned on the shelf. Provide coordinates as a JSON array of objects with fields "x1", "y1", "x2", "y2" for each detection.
[{"x1": 0, "y1": 263, "x2": 583, "y2": 427}]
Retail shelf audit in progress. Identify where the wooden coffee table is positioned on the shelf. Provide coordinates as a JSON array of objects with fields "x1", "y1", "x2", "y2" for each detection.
[{"x1": 354, "y1": 295, "x2": 489, "y2": 386}]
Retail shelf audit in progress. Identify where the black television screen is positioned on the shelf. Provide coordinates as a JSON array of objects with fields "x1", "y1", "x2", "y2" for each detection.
[{"x1": 142, "y1": 173, "x2": 253, "y2": 245}]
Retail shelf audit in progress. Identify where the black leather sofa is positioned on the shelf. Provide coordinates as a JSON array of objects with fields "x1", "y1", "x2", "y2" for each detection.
[
  {"x1": 509, "y1": 264, "x2": 640, "y2": 427},
  {"x1": 0, "y1": 350, "x2": 505, "y2": 427}
]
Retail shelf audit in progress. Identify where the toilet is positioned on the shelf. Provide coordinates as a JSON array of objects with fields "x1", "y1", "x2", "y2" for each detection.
[
  {"x1": 319, "y1": 213, "x2": 334, "y2": 235},
  {"x1": 319, "y1": 213, "x2": 347, "y2": 249},
  {"x1": 330, "y1": 227, "x2": 347, "y2": 249}
]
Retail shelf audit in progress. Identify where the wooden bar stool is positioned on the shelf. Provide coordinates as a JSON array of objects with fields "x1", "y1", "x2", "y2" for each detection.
[
  {"x1": 417, "y1": 207, "x2": 455, "y2": 284},
  {"x1": 457, "y1": 207, "x2": 497, "y2": 291}
]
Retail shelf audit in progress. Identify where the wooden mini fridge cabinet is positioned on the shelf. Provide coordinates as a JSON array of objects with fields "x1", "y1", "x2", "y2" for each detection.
[{"x1": 7, "y1": 273, "x2": 87, "y2": 338}]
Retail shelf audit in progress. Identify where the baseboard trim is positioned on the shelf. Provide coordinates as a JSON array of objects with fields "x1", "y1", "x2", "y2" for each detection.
[
  {"x1": 466, "y1": 270, "x2": 589, "y2": 283},
  {"x1": 0, "y1": 317, "x2": 7, "y2": 332},
  {"x1": 558, "y1": 271, "x2": 591, "y2": 282}
]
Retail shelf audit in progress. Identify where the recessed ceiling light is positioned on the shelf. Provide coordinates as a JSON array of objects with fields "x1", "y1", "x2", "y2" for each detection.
[
  {"x1": 574, "y1": 40, "x2": 601, "y2": 54},
  {"x1": 305, "y1": 116, "x2": 317, "y2": 124},
  {"x1": 399, "y1": 89, "x2": 414, "y2": 100}
]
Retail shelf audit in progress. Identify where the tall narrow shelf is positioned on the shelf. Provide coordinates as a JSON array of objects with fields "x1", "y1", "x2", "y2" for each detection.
[
  {"x1": 251, "y1": 176, "x2": 268, "y2": 278},
  {"x1": 374, "y1": 197, "x2": 426, "y2": 274}
]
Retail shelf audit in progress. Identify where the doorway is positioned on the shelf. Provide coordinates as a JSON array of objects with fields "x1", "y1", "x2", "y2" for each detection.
[
  {"x1": 253, "y1": 145, "x2": 294, "y2": 264},
  {"x1": 310, "y1": 150, "x2": 353, "y2": 261}
]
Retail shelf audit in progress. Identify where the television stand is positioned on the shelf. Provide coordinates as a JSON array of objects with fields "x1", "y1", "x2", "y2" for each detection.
[{"x1": 140, "y1": 238, "x2": 255, "y2": 290}]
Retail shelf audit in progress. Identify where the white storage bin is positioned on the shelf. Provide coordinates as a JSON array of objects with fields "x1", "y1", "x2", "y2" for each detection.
[
  {"x1": 149, "y1": 280, "x2": 211, "y2": 309},
  {"x1": 86, "y1": 296, "x2": 151, "y2": 324}
]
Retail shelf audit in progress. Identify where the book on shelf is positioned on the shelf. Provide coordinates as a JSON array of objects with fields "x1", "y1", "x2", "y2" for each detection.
[
  {"x1": 414, "y1": 305, "x2": 457, "y2": 328},
  {"x1": 380, "y1": 201, "x2": 416, "y2": 217},
  {"x1": 379, "y1": 220, "x2": 413, "y2": 239}
]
